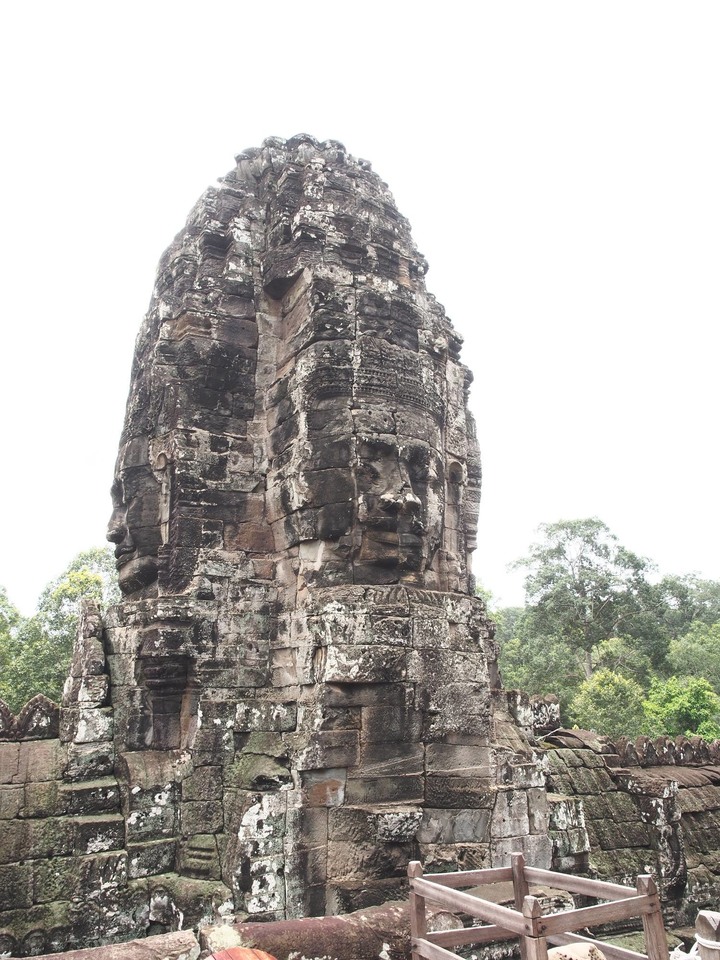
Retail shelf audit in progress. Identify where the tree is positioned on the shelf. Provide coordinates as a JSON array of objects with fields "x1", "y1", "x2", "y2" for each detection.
[
  {"x1": 631, "y1": 574, "x2": 720, "y2": 671},
  {"x1": 0, "y1": 616, "x2": 56, "y2": 712},
  {"x1": 0, "y1": 547, "x2": 119, "y2": 712},
  {"x1": 568, "y1": 669, "x2": 646, "y2": 740},
  {"x1": 0, "y1": 585, "x2": 20, "y2": 634},
  {"x1": 36, "y1": 547, "x2": 119, "y2": 644},
  {"x1": 591, "y1": 636, "x2": 653, "y2": 687},
  {"x1": 643, "y1": 676, "x2": 720, "y2": 740},
  {"x1": 498, "y1": 630, "x2": 585, "y2": 712},
  {"x1": 0, "y1": 587, "x2": 23, "y2": 708},
  {"x1": 668, "y1": 621, "x2": 720, "y2": 693},
  {"x1": 513, "y1": 518, "x2": 656, "y2": 679}
]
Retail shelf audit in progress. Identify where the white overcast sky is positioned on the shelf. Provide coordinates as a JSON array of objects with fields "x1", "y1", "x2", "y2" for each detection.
[{"x1": 1, "y1": 1, "x2": 718, "y2": 614}]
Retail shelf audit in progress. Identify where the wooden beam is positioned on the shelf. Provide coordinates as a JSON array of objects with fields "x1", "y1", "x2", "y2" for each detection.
[
  {"x1": 412, "y1": 937, "x2": 465, "y2": 960},
  {"x1": 547, "y1": 932, "x2": 648, "y2": 960},
  {"x1": 540, "y1": 897, "x2": 652, "y2": 936},
  {"x1": 427, "y1": 926, "x2": 518, "y2": 947},
  {"x1": 523, "y1": 896, "x2": 549, "y2": 960},
  {"x1": 637, "y1": 875, "x2": 668, "y2": 960},
  {"x1": 422, "y1": 867, "x2": 514, "y2": 888},
  {"x1": 409, "y1": 861, "x2": 427, "y2": 960},
  {"x1": 513, "y1": 853, "x2": 530, "y2": 960},
  {"x1": 524, "y1": 868, "x2": 636, "y2": 901},
  {"x1": 411, "y1": 877, "x2": 530, "y2": 934}
]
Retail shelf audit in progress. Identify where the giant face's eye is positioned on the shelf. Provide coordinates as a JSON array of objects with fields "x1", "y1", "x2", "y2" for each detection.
[
  {"x1": 356, "y1": 461, "x2": 381, "y2": 487},
  {"x1": 405, "y1": 446, "x2": 443, "y2": 487},
  {"x1": 407, "y1": 451, "x2": 430, "y2": 484},
  {"x1": 110, "y1": 479, "x2": 125, "y2": 507}
]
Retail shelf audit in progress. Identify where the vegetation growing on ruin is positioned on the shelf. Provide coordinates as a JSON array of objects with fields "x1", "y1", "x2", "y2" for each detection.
[
  {"x1": 495, "y1": 518, "x2": 720, "y2": 740},
  {"x1": 0, "y1": 547, "x2": 119, "y2": 711}
]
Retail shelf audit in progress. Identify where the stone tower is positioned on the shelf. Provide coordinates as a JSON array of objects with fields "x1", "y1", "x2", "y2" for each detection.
[
  {"x1": 8, "y1": 137, "x2": 720, "y2": 957},
  {"x1": 103, "y1": 135, "x2": 548, "y2": 918}
]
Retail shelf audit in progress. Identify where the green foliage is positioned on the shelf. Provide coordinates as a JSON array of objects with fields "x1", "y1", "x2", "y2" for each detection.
[
  {"x1": 0, "y1": 587, "x2": 23, "y2": 707},
  {"x1": 634, "y1": 574, "x2": 720, "y2": 670},
  {"x1": 642, "y1": 676, "x2": 720, "y2": 739},
  {"x1": 0, "y1": 585, "x2": 20, "y2": 634},
  {"x1": 0, "y1": 547, "x2": 119, "y2": 712},
  {"x1": 568, "y1": 669, "x2": 646, "y2": 740},
  {"x1": 499, "y1": 632, "x2": 584, "y2": 713},
  {"x1": 668, "y1": 621, "x2": 720, "y2": 693},
  {"x1": 591, "y1": 636, "x2": 653, "y2": 687},
  {"x1": 513, "y1": 518, "x2": 656, "y2": 677},
  {"x1": 492, "y1": 605, "x2": 525, "y2": 647},
  {"x1": 495, "y1": 518, "x2": 720, "y2": 736},
  {"x1": 0, "y1": 616, "x2": 56, "y2": 712}
]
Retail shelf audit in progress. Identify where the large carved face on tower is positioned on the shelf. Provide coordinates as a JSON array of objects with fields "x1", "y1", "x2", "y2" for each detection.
[
  {"x1": 353, "y1": 433, "x2": 445, "y2": 579},
  {"x1": 108, "y1": 136, "x2": 480, "y2": 602},
  {"x1": 107, "y1": 438, "x2": 164, "y2": 598},
  {"x1": 281, "y1": 326, "x2": 468, "y2": 590}
]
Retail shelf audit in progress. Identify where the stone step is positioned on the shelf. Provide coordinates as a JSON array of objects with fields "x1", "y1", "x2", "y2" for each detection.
[{"x1": 59, "y1": 778, "x2": 121, "y2": 814}]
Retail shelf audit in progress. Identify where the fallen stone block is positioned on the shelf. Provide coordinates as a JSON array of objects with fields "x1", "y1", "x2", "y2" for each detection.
[{"x1": 32, "y1": 929, "x2": 201, "y2": 959}]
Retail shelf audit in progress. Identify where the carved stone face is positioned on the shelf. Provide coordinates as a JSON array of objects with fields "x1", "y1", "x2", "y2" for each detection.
[
  {"x1": 354, "y1": 436, "x2": 444, "y2": 580},
  {"x1": 107, "y1": 440, "x2": 163, "y2": 597}
]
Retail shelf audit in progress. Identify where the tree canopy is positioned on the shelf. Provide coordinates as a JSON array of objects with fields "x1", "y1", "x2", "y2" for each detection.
[
  {"x1": 0, "y1": 547, "x2": 119, "y2": 712},
  {"x1": 568, "y1": 669, "x2": 646, "y2": 740},
  {"x1": 496, "y1": 518, "x2": 720, "y2": 740},
  {"x1": 643, "y1": 676, "x2": 720, "y2": 740}
]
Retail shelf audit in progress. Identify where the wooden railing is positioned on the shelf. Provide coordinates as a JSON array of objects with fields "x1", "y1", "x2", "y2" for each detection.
[{"x1": 408, "y1": 853, "x2": 668, "y2": 960}]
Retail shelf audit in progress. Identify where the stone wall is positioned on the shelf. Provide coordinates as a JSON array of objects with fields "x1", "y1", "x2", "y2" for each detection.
[
  {"x1": 0, "y1": 605, "x2": 229, "y2": 956},
  {"x1": 614, "y1": 734, "x2": 720, "y2": 924},
  {"x1": 541, "y1": 727, "x2": 720, "y2": 929},
  {"x1": 5, "y1": 137, "x2": 720, "y2": 956},
  {"x1": 0, "y1": 137, "x2": 552, "y2": 953}
]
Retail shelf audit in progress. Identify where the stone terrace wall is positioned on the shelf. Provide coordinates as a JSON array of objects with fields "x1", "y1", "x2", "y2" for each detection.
[
  {"x1": 0, "y1": 695, "x2": 128, "y2": 956},
  {"x1": 542, "y1": 728, "x2": 720, "y2": 929},
  {"x1": 0, "y1": 605, "x2": 229, "y2": 957},
  {"x1": 614, "y1": 734, "x2": 720, "y2": 925}
]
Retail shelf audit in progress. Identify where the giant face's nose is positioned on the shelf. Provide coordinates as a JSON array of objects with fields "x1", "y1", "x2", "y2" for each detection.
[
  {"x1": 106, "y1": 509, "x2": 127, "y2": 544},
  {"x1": 379, "y1": 459, "x2": 421, "y2": 514},
  {"x1": 379, "y1": 487, "x2": 421, "y2": 514},
  {"x1": 107, "y1": 480, "x2": 130, "y2": 546}
]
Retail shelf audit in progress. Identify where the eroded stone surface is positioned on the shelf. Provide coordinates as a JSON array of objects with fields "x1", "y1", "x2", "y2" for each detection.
[
  {"x1": 0, "y1": 138, "x2": 544, "y2": 954},
  {"x1": 96, "y1": 134, "x2": 534, "y2": 925},
  {"x1": 6, "y1": 137, "x2": 720, "y2": 955}
]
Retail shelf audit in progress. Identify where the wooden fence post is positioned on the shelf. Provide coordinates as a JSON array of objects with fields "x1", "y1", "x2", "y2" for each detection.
[
  {"x1": 512, "y1": 852, "x2": 529, "y2": 960},
  {"x1": 522, "y1": 895, "x2": 548, "y2": 960},
  {"x1": 408, "y1": 860, "x2": 426, "y2": 960},
  {"x1": 696, "y1": 911, "x2": 720, "y2": 960},
  {"x1": 636, "y1": 875, "x2": 667, "y2": 960}
]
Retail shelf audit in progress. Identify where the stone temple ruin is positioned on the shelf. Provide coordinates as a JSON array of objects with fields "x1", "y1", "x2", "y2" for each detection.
[{"x1": 2, "y1": 136, "x2": 720, "y2": 956}]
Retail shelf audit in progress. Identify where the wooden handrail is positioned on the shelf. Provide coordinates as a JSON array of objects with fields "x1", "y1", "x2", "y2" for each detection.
[
  {"x1": 407, "y1": 856, "x2": 669, "y2": 960},
  {"x1": 412, "y1": 938, "x2": 467, "y2": 960},
  {"x1": 426, "y1": 925, "x2": 518, "y2": 948},
  {"x1": 547, "y1": 932, "x2": 648, "y2": 960},
  {"x1": 539, "y1": 896, "x2": 653, "y2": 936},
  {"x1": 420, "y1": 866, "x2": 513, "y2": 888},
  {"x1": 524, "y1": 867, "x2": 637, "y2": 901},
  {"x1": 411, "y1": 877, "x2": 531, "y2": 934}
]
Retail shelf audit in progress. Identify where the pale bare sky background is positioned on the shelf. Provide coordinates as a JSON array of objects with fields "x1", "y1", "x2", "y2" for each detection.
[{"x1": 1, "y1": 1, "x2": 718, "y2": 613}]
